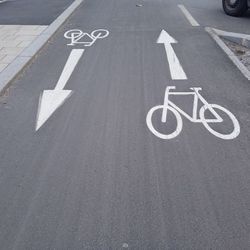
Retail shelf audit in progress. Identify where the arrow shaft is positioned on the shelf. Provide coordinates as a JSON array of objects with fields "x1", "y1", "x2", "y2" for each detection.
[
  {"x1": 55, "y1": 49, "x2": 84, "y2": 90},
  {"x1": 163, "y1": 43, "x2": 187, "y2": 80}
]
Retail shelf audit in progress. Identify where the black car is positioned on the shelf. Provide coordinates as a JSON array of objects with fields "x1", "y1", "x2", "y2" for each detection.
[{"x1": 223, "y1": 0, "x2": 249, "y2": 16}]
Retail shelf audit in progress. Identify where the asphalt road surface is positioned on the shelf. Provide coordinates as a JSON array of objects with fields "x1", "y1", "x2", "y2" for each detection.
[{"x1": 0, "y1": 0, "x2": 250, "y2": 249}]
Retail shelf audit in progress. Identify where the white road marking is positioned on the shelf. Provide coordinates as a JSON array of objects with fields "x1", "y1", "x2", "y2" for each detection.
[
  {"x1": 212, "y1": 28, "x2": 250, "y2": 41},
  {"x1": 64, "y1": 29, "x2": 109, "y2": 46},
  {"x1": 200, "y1": 104, "x2": 240, "y2": 140},
  {"x1": 178, "y1": 4, "x2": 200, "y2": 27},
  {"x1": 36, "y1": 49, "x2": 84, "y2": 131},
  {"x1": 55, "y1": 49, "x2": 84, "y2": 90},
  {"x1": 157, "y1": 30, "x2": 187, "y2": 80},
  {"x1": 146, "y1": 86, "x2": 240, "y2": 140},
  {"x1": 147, "y1": 104, "x2": 183, "y2": 140}
]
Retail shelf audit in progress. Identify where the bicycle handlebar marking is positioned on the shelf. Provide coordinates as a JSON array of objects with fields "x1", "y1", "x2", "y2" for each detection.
[
  {"x1": 146, "y1": 86, "x2": 240, "y2": 140},
  {"x1": 64, "y1": 29, "x2": 109, "y2": 46}
]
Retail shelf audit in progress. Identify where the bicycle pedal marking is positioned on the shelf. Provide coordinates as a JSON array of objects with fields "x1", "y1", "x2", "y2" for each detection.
[
  {"x1": 64, "y1": 29, "x2": 109, "y2": 46},
  {"x1": 146, "y1": 86, "x2": 240, "y2": 140}
]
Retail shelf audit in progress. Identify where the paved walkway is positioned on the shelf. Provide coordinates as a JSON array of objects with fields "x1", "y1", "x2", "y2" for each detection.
[{"x1": 0, "y1": 25, "x2": 47, "y2": 72}]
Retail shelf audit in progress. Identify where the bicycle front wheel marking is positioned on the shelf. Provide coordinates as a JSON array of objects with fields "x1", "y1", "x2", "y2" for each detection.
[
  {"x1": 91, "y1": 29, "x2": 109, "y2": 39},
  {"x1": 200, "y1": 104, "x2": 240, "y2": 140},
  {"x1": 146, "y1": 105, "x2": 183, "y2": 140}
]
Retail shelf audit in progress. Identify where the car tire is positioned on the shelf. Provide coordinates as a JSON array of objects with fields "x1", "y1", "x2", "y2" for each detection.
[{"x1": 222, "y1": 0, "x2": 248, "y2": 16}]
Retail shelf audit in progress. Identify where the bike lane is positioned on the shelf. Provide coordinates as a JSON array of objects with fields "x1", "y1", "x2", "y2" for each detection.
[{"x1": 0, "y1": 0, "x2": 249, "y2": 249}]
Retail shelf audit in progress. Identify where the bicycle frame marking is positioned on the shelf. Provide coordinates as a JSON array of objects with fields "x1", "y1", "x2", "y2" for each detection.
[
  {"x1": 64, "y1": 29, "x2": 109, "y2": 47},
  {"x1": 162, "y1": 87, "x2": 222, "y2": 123},
  {"x1": 147, "y1": 86, "x2": 240, "y2": 140}
]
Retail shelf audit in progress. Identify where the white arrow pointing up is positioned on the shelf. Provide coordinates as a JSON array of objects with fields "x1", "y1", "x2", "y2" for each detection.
[
  {"x1": 157, "y1": 30, "x2": 187, "y2": 80},
  {"x1": 36, "y1": 49, "x2": 84, "y2": 131}
]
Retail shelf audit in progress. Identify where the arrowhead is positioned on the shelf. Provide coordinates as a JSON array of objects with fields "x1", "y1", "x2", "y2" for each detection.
[
  {"x1": 157, "y1": 30, "x2": 177, "y2": 44},
  {"x1": 36, "y1": 90, "x2": 72, "y2": 131}
]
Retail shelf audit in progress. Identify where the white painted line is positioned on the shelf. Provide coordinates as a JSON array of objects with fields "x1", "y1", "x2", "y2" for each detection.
[
  {"x1": 213, "y1": 28, "x2": 250, "y2": 40},
  {"x1": 212, "y1": 28, "x2": 250, "y2": 48},
  {"x1": 36, "y1": 49, "x2": 84, "y2": 131},
  {"x1": 55, "y1": 49, "x2": 84, "y2": 90},
  {"x1": 206, "y1": 27, "x2": 250, "y2": 81},
  {"x1": 157, "y1": 30, "x2": 187, "y2": 80},
  {"x1": 178, "y1": 4, "x2": 200, "y2": 27}
]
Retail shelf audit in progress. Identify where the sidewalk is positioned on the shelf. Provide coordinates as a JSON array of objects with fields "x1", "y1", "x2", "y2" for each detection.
[
  {"x1": 0, "y1": 25, "x2": 47, "y2": 72},
  {"x1": 0, "y1": 0, "x2": 83, "y2": 94}
]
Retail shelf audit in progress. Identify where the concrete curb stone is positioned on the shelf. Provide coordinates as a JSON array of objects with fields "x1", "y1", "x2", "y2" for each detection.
[{"x1": 206, "y1": 27, "x2": 250, "y2": 81}]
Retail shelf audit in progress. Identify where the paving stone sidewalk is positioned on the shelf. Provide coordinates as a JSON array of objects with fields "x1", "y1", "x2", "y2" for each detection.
[{"x1": 0, "y1": 25, "x2": 48, "y2": 72}]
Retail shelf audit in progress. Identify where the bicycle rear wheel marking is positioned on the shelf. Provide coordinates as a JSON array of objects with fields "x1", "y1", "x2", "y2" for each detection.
[{"x1": 146, "y1": 105, "x2": 183, "y2": 139}]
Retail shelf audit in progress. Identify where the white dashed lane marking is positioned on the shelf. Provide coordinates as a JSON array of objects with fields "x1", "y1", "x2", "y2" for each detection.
[{"x1": 178, "y1": 4, "x2": 200, "y2": 27}]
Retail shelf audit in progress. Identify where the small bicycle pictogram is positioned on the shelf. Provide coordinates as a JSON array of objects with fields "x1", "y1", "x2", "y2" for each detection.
[{"x1": 64, "y1": 29, "x2": 109, "y2": 46}]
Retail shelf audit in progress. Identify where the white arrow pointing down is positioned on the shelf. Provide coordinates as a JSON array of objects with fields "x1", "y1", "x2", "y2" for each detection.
[
  {"x1": 36, "y1": 49, "x2": 84, "y2": 131},
  {"x1": 157, "y1": 30, "x2": 187, "y2": 80}
]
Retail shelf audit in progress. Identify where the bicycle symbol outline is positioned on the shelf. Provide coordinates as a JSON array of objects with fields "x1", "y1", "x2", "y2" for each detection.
[
  {"x1": 64, "y1": 29, "x2": 109, "y2": 46},
  {"x1": 146, "y1": 86, "x2": 240, "y2": 140}
]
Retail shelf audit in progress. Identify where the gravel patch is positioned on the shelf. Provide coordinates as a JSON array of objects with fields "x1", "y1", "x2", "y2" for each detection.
[{"x1": 222, "y1": 38, "x2": 250, "y2": 71}]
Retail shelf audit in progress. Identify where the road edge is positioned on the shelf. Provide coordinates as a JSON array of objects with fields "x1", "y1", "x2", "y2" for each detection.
[
  {"x1": 212, "y1": 28, "x2": 250, "y2": 48},
  {"x1": 0, "y1": 0, "x2": 84, "y2": 94},
  {"x1": 206, "y1": 27, "x2": 250, "y2": 81}
]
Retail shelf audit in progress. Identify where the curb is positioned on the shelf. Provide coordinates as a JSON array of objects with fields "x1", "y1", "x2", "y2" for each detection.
[
  {"x1": 212, "y1": 28, "x2": 250, "y2": 49},
  {"x1": 0, "y1": 0, "x2": 84, "y2": 94},
  {"x1": 206, "y1": 27, "x2": 250, "y2": 81}
]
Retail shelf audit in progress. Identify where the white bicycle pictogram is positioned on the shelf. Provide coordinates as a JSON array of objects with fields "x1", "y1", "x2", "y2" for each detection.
[
  {"x1": 64, "y1": 29, "x2": 109, "y2": 46},
  {"x1": 146, "y1": 86, "x2": 240, "y2": 140}
]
